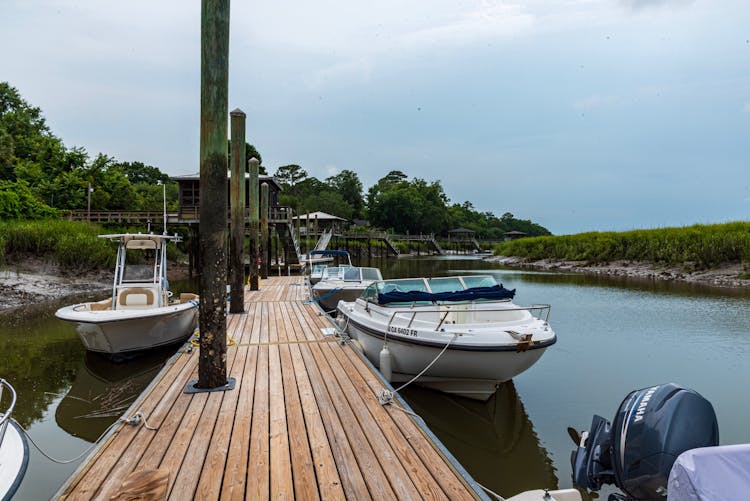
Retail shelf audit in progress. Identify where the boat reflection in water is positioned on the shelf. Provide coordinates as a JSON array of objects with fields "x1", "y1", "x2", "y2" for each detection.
[
  {"x1": 399, "y1": 381, "x2": 559, "y2": 498},
  {"x1": 55, "y1": 348, "x2": 173, "y2": 442}
]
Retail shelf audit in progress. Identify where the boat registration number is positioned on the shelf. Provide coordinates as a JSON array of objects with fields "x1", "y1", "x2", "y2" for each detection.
[{"x1": 388, "y1": 326, "x2": 418, "y2": 337}]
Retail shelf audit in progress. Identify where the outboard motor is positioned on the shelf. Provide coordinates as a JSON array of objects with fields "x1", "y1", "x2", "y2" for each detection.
[{"x1": 570, "y1": 383, "x2": 718, "y2": 500}]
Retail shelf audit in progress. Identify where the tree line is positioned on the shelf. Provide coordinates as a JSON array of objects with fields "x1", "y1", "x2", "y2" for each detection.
[{"x1": 1, "y1": 82, "x2": 550, "y2": 238}]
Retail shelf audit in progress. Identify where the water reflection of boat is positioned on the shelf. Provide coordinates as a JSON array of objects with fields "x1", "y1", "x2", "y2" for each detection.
[
  {"x1": 55, "y1": 350, "x2": 170, "y2": 442},
  {"x1": 400, "y1": 381, "x2": 559, "y2": 498}
]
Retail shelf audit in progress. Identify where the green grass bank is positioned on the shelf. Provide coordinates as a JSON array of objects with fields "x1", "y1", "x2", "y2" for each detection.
[{"x1": 493, "y1": 222, "x2": 750, "y2": 270}]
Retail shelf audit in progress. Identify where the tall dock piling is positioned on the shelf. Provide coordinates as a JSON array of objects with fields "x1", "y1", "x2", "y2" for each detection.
[
  {"x1": 197, "y1": 0, "x2": 230, "y2": 389},
  {"x1": 260, "y1": 182, "x2": 269, "y2": 279},
  {"x1": 248, "y1": 158, "x2": 260, "y2": 290},
  {"x1": 229, "y1": 108, "x2": 246, "y2": 313}
]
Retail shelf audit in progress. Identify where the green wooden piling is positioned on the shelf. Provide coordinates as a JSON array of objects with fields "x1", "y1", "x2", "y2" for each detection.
[
  {"x1": 197, "y1": 0, "x2": 230, "y2": 389},
  {"x1": 260, "y1": 182, "x2": 269, "y2": 279},
  {"x1": 248, "y1": 157, "x2": 260, "y2": 290},
  {"x1": 229, "y1": 108, "x2": 246, "y2": 313}
]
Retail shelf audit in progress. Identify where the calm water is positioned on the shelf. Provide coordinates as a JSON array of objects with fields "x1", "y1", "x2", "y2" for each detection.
[{"x1": 2, "y1": 257, "x2": 750, "y2": 499}]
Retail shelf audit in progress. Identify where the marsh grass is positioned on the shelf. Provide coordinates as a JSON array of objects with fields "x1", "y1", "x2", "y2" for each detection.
[
  {"x1": 494, "y1": 222, "x2": 750, "y2": 269},
  {"x1": 0, "y1": 219, "x2": 114, "y2": 270}
]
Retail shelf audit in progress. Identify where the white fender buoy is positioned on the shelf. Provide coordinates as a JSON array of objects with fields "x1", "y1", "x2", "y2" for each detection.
[{"x1": 379, "y1": 344, "x2": 392, "y2": 382}]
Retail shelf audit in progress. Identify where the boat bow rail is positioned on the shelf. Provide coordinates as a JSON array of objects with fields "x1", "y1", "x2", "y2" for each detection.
[
  {"x1": 0, "y1": 378, "x2": 18, "y2": 445},
  {"x1": 380, "y1": 303, "x2": 552, "y2": 332}
]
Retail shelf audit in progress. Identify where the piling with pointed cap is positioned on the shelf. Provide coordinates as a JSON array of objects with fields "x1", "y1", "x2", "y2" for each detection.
[
  {"x1": 248, "y1": 157, "x2": 260, "y2": 290},
  {"x1": 260, "y1": 182, "x2": 269, "y2": 279},
  {"x1": 197, "y1": 0, "x2": 229, "y2": 389},
  {"x1": 229, "y1": 108, "x2": 246, "y2": 313}
]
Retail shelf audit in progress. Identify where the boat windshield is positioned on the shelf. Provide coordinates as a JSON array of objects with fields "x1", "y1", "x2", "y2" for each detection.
[
  {"x1": 378, "y1": 279, "x2": 428, "y2": 294},
  {"x1": 343, "y1": 267, "x2": 361, "y2": 282},
  {"x1": 321, "y1": 267, "x2": 342, "y2": 280},
  {"x1": 122, "y1": 249, "x2": 157, "y2": 283},
  {"x1": 427, "y1": 277, "x2": 463, "y2": 293},
  {"x1": 361, "y1": 268, "x2": 382, "y2": 281},
  {"x1": 311, "y1": 264, "x2": 327, "y2": 275},
  {"x1": 462, "y1": 276, "x2": 499, "y2": 289}
]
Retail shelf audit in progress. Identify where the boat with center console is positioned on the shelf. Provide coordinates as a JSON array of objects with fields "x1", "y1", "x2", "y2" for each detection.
[
  {"x1": 336, "y1": 275, "x2": 556, "y2": 400},
  {"x1": 55, "y1": 233, "x2": 198, "y2": 357}
]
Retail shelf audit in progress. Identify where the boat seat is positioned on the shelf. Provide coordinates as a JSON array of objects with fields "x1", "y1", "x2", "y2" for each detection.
[
  {"x1": 89, "y1": 299, "x2": 112, "y2": 311},
  {"x1": 117, "y1": 287, "x2": 157, "y2": 309}
]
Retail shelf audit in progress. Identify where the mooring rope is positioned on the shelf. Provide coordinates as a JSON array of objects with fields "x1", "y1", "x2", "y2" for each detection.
[
  {"x1": 15, "y1": 409, "x2": 158, "y2": 465},
  {"x1": 303, "y1": 287, "x2": 343, "y2": 305}
]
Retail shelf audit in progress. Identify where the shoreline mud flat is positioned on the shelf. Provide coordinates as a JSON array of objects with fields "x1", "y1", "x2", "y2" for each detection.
[
  {"x1": 0, "y1": 265, "x2": 111, "y2": 312},
  {"x1": 486, "y1": 256, "x2": 750, "y2": 289}
]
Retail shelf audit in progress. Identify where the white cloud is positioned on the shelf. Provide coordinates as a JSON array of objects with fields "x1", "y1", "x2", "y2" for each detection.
[
  {"x1": 743, "y1": 102, "x2": 750, "y2": 113},
  {"x1": 303, "y1": 58, "x2": 374, "y2": 92},
  {"x1": 619, "y1": 0, "x2": 695, "y2": 11},
  {"x1": 234, "y1": 0, "x2": 535, "y2": 56},
  {"x1": 573, "y1": 94, "x2": 616, "y2": 110}
]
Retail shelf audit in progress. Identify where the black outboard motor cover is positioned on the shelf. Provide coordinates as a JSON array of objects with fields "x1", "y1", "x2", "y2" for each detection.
[
  {"x1": 611, "y1": 383, "x2": 718, "y2": 499},
  {"x1": 571, "y1": 383, "x2": 719, "y2": 500}
]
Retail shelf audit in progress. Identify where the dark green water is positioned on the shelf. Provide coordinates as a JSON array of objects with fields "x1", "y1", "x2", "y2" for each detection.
[{"x1": 2, "y1": 257, "x2": 750, "y2": 499}]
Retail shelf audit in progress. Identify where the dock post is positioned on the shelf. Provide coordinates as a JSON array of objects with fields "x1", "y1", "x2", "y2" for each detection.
[
  {"x1": 229, "y1": 108, "x2": 246, "y2": 313},
  {"x1": 248, "y1": 158, "x2": 260, "y2": 290},
  {"x1": 195, "y1": 0, "x2": 230, "y2": 390},
  {"x1": 260, "y1": 182, "x2": 269, "y2": 279}
]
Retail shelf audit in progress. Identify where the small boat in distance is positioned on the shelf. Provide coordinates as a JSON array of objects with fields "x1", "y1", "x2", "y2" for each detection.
[
  {"x1": 313, "y1": 266, "x2": 383, "y2": 312},
  {"x1": 0, "y1": 379, "x2": 29, "y2": 501},
  {"x1": 55, "y1": 233, "x2": 198, "y2": 357},
  {"x1": 336, "y1": 275, "x2": 556, "y2": 400}
]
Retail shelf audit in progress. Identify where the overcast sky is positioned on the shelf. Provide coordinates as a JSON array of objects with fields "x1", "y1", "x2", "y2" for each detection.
[{"x1": 2, "y1": 0, "x2": 749, "y2": 234}]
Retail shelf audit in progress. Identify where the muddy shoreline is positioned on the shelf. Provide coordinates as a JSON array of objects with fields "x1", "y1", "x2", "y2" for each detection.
[
  {"x1": 486, "y1": 256, "x2": 750, "y2": 289},
  {"x1": 0, "y1": 261, "x2": 192, "y2": 314}
]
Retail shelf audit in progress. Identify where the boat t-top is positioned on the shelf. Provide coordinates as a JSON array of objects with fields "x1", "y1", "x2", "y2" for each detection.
[
  {"x1": 336, "y1": 275, "x2": 556, "y2": 400},
  {"x1": 55, "y1": 233, "x2": 198, "y2": 356}
]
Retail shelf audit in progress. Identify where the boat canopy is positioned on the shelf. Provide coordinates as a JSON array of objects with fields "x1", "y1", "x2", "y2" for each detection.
[
  {"x1": 362, "y1": 275, "x2": 516, "y2": 305},
  {"x1": 310, "y1": 250, "x2": 350, "y2": 257},
  {"x1": 377, "y1": 285, "x2": 515, "y2": 304}
]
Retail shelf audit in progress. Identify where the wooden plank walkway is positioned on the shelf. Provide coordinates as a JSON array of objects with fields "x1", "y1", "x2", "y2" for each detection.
[{"x1": 57, "y1": 276, "x2": 483, "y2": 500}]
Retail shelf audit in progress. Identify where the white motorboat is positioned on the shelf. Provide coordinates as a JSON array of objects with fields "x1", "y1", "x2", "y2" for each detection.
[
  {"x1": 55, "y1": 234, "x2": 198, "y2": 356},
  {"x1": 313, "y1": 266, "x2": 383, "y2": 311},
  {"x1": 336, "y1": 275, "x2": 556, "y2": 400},
  {"x1": 0, "y1": 379, "x2": 28, "y2": 500}
]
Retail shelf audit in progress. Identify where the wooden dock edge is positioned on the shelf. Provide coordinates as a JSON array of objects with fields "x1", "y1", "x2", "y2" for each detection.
[{"x1": 55, "y1": 342, "x2": 193, "y2": 499}]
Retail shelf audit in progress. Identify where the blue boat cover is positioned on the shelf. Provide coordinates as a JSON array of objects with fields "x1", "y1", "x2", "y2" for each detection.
[
  {"x1": 310, "y1": 250, "x2": 350, "y2": 256},
  {"x1": 377, "y1": 284, "x2": 515, "y2": 305}
]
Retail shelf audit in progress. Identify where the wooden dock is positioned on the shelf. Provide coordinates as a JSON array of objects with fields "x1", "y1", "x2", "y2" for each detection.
[{"x1": 57, "y1": 276, "x2": 485, "y2": 500}]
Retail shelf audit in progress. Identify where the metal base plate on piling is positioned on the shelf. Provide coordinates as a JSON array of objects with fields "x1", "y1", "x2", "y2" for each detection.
[{"x1": 183, "y1": 377, "x2": 236, "y2": 394}]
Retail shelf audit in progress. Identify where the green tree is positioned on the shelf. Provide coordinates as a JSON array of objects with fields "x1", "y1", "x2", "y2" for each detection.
[
  {"x1": 326, "y1": 169, "x2": 364, "y2": 218},
  {"x1": 274, "y1": 164, "x2": 308, "y2": 194}
]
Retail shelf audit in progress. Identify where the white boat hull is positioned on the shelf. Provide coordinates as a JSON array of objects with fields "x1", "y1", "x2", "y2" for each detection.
[
  {"x1": 56, "y1": 302, "x2": 198, "y2": 355},
  {"x1": 346, "y1": 317, "x2": 550, "y2": 400},
  {"x1": 0, "y1": 419, "x2": 29, "y2": 500}
]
